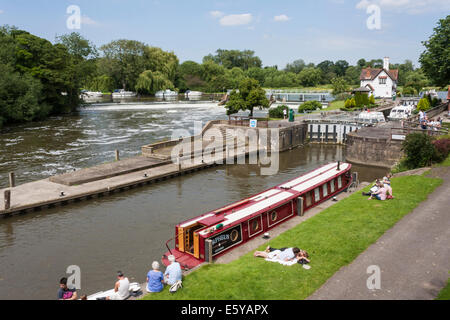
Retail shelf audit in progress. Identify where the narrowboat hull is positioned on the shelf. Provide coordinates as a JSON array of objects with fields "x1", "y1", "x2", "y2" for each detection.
[{"x1": 162, "y1": 162, "x2": 352, "y2": 270}]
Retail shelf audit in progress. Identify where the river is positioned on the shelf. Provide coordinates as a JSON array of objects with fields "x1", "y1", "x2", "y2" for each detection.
[{"x1": 0, "y1": 101, "x2": 388, "y2": 300}]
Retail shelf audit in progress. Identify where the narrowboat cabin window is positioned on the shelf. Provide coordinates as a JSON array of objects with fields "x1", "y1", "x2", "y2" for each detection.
[
  {"x1": 323, "y1": 183, "x2": 328, "y2": 197},
  {"x1": 305, "y1": 192, "x2": 312, "y2": 207},
  {"x1": 249, "y1": 215, "x2": 263, "y2": 237},
  {"x1": 270, "y1": 211, "x2": 278, "y2": 222},
  {"x1": 314, "y1": 188, "x2": 321, "y2": 202},
  {"x1": 330, "y1": 179, "x2": 335, "y2": 193},
  {"x1": 338, "y1": 176, "x2": 342, "y2": 189}
]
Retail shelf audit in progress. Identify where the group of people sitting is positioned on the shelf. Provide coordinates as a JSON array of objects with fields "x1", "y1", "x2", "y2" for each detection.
[
  {"x1": 146, "y1": 255, "x2": 182, "y2": 294},
  {"x1": 362, "y1": 174, "x2": 394, "y2": 201},
  {"x1": 57, "y1": 255, "x2": 183, "y2": 300},
  {"x1": 419, "y1": 111, "x2": 443, "y2": 131},
  {"x1": 254, "y1": 246, "x2": 310, "y2": 265}
]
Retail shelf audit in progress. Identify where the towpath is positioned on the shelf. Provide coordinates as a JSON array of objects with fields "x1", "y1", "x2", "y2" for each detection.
[{"x1": 308, "y1": 166, "x2": 450, "y2": 300}]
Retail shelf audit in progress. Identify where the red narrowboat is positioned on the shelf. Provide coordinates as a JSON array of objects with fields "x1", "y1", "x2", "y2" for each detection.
[{"x1": 162, "y1": 162, "x2": 352, "y2": 270}]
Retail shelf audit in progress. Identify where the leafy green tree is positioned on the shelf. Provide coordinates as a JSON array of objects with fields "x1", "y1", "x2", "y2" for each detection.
[
  {"x1": 269, "y1": 105, "x2": 289, "y2": 118},
  {"x1": 331, "y1": 77, "x2": 349, "y2": 96},
  {"x1": 224, "y1": 78, "x2": 269, "y2": 117},
  {"x1": 334, "y1": 60, "x2": 349, "y2": 77},
  {"x1": 204, "y1": 49, "x2": 262, "y2": 70},
  {"x1": 405, "y1": 70, "x2": 429, "y2": 94},
  {"x1": 297, "y1": 67, "x2": 322, "y2": 87},
  {"x1": 135, "y1": 70, "x2": 174, "y2": 94},
  {"x1": 284, "y1": 59, "x2": 306, "y2": 74},
  {"x1": 419, "y1": 15, "x2": 450, "y2": 87}
]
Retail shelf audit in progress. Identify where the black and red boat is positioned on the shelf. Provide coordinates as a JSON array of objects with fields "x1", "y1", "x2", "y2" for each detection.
[{"x1": 162, "y1": 162, "x2": 352, "y2": 270}]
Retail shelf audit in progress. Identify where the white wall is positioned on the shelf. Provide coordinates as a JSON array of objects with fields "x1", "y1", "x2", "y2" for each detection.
[{"x1": 361, "y1": 70, "x2": 397, "y2": 98}]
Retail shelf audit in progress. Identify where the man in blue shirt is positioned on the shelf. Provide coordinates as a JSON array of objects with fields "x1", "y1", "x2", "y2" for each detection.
[{"x1": 164, "y1": 255, "x2": 182, "y2": 286}]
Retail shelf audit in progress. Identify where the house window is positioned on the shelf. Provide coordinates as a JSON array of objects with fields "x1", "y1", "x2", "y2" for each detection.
[{"x1": 379, "y1": 78, "x2": 387, "y2": 85}]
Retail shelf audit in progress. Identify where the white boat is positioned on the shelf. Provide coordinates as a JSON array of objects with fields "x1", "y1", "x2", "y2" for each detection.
[
  {"x1": 87, "y1": 282, "x2": 142, "y2": 300},
  {"x1": 356, "y1": 111, "x2": 386, "y2": 124},
  {"x1": 388, "y1": 105, "x2": 414, "y2": 121},
  {"x1": 81, "y1": 91, "x2": 103, "y2": 98},
  {"x1": 112, "y1": 89, "x2": 137, "y2": 98},
  {"x1": 155, "y1": 89, "x2": 178, "y2": 99},
  {"x1": 184, "y1": 90, "x2": 203, "y2": 98}
]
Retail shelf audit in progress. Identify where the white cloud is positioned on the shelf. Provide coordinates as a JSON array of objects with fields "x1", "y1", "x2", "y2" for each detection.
[
  {"x1": 210, "y1": 10, "x2": 224, "y2": 18},
  {"x1": 81, "y1": 15, "x2": 99, "y2": 26},
  {"x1": 0, "y1": 10, "x2": 4, "y2": 14},
  {"x1": 356, "y1": 0, "x2": 450, "y2": 14},
  {"x1": 274, "y1": 14, "x2": 290, "y2": 22},
  {"x1": 219, "y1": 13, "x2": 253, "y2": 26}
]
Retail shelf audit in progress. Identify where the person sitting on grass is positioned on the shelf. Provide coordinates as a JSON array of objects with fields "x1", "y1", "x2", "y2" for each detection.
[
  {"x1": 362, "y1": 179, "x2": 381, "y2": 196},
  {"x1": 368, "y1": 182, "x2": 387, "y2": 201},
  {"x1": 146, "y1": 261, "x2": 164, "y2": 293},
  {"x1": 254, "y1": 246, "x2": 300, "y2": 262},
  {"x1": 164, "y1": 255, "x2": 182, "y2": 286},
  {"x1": 383, "y1": 176, "x2": 394, "y2": 199},
  {"x1": 297, "y1": 250, "x2": 311, "y2": 265}
]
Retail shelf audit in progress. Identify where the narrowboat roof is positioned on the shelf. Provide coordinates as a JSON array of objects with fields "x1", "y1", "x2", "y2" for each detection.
[{"x1": 175, "y1": 162, "x2": 350, "y2": 236}]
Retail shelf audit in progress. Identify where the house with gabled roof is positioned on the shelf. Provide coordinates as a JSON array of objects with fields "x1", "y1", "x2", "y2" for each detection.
[{"x1": 360, "y1": 57, "x2": 398, "y2": 98}]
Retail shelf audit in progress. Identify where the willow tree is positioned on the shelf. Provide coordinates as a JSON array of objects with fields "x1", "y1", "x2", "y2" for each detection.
[{"x1": 135, "y1": 70, "x2": 174, "y2": 95}]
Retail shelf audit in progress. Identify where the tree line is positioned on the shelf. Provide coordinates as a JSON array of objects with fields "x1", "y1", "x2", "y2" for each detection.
[{"x1": 0, "y1": 15, "x2": 448, "y2": 128}]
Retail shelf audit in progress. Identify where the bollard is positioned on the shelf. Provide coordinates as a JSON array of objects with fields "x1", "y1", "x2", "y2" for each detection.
[
  {"x1": 4, "y1": 190, "x2": 11, "y2": 210},
  {"x1": 178, "y1": 157, "x2": 182, "y2": 172},
  {"x1": 9, "y1": 172, "x2": 15, "y2": 188},
  {"x1": 115, "y1": 150, "x2": 120, "y2": 161}
]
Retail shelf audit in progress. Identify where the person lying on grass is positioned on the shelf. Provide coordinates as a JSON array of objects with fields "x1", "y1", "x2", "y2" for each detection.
[{"x1": 254, "y1": 246, "x2": 302, "y2": 262}]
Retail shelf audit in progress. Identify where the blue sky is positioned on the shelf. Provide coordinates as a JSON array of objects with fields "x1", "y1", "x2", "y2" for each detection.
[{"x1": 0, "y1": 0, "x2": 448, "y2": 68}]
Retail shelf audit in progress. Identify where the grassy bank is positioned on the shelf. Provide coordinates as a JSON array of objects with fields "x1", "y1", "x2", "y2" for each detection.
[
  {"x1": 142, "y1": 174, "x2": 442, "y2": 300},
  {"x1": 436, "y1": 278, "x2": 450, "y2": 300}
]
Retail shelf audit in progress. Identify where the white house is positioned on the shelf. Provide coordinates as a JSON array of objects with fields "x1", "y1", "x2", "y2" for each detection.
[{"x1": 360, "y1": 57, "x2": 398, "y2": 98}]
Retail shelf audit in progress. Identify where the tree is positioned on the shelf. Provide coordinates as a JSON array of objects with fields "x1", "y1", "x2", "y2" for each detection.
[
  {"x1": 299, "y1": 101, "x2": 322, "y2": 113},
  {"x1": 135, "y1": 70, "x2": 174, "y2": 94},
  {"x1": 402, "y1": 133, "x2": 437, "y2": 169},
  {"x1": 203, "y1": 49, "x2": 262, "y2": 70},
  {"x1": 100, "y1": 40, "x2": 147, "y2": 90},
  {"x1": 331, "y1": 77, "x2": 349, "y2": 96},
  {"x1": 334, "y1": 60, "x2": 349, "y2": 77},
  {"x1": 419, "y1": 15, "x2": 450, "y2": 87},
  {"x1": 297, "y1": 67, "x2": 322, "y2": 87},
  {"x1": 417, "y1": 97, "x2": 431, "y2": 112},
  {"x1": 284, "y1": 59, "x2": 306, "y2": 74},
  {"x1": 405, "y1": 70, "x2": 429, "y2": 94},
  {"x1": 224, "y1": 78, "x2": 269, "y2": 117}
]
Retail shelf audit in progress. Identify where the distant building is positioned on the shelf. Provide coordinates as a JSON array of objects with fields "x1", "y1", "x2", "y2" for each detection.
[{"x1": 360, "y1": 57, "x2": 398, "y2": 98}]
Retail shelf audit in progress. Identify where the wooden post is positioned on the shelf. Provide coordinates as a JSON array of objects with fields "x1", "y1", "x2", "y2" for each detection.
[
  {"x1": 9, "y1": 172, "x2": 15, "y2": 188},
  {"x1": 177, "y1": 156, "x2": 182, "y2": 172},
  {"x1": 115, "y1": 150, "x2": 120, "y2": 161},
  {"x1": 4, "y1": 190, "x2": 11, "y2": 210}
]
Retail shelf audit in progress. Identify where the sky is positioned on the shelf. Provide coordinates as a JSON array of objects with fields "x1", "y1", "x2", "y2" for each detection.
[{"x1": 0, "y1": 0, "x2": 449, "y2": 68}]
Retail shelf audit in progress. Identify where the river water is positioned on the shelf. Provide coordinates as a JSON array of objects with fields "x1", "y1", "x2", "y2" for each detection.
[{"x1": 0, "y1": 100, "x2": 387, "y2": 300}]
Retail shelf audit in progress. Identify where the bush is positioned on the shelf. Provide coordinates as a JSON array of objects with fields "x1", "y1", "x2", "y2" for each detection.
[
  {"x1": 402, "y1": 133, "x2": 437, "y2": 169},
  {"x1": 298, "y1": 101, "x2": 322, "y2": 113},
  {"x1": 432, "y1": 138, "x2": 450, "y2": 162},
  {"x1": 369, "y1": 95, "x2": 376, "y2": 105},
  {"x1": 417, "y1": 97, "x2": 431, "y2": 111},
  {"x1": 402, "y1": 87, "x2": 416, "y2": 96},
  {"x1": 269, "y1": 105, "x2": 289, "y2": 118}
]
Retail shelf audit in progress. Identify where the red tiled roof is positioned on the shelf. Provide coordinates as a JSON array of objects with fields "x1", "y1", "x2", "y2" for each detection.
[{"x1": 360, "y1": 68, "x2": 398, "y2": 81}]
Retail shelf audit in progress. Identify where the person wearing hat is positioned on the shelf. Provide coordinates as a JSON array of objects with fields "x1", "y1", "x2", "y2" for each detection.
[
  {"x1": 164, "y1": 255, "x2": 182, "y2": 286},
  {"x1": 106, "y1": 271, "x2": 130, "y2": 300}
]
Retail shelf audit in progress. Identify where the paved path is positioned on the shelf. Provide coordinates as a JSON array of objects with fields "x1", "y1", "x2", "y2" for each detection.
[{"x1": 309, "y1": 167, "x2": 450, "y2": 300}]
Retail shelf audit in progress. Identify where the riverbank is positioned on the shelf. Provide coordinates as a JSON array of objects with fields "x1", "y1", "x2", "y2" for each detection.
[{"x1": 141, "y1": 172, "x2": 443, "y2": 300}]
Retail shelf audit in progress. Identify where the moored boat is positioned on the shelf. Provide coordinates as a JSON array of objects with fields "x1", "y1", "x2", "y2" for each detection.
[
  {"x1": 112, "y1": 89, "x2": 137, "y2": 98},
  {"x1": 162, "y1": 162, "x2": 353, "y2": 270}
]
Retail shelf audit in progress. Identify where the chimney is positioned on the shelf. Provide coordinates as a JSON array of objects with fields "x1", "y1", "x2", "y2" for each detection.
[{"x1": 383, "y1": 57, "x2": 390, "y2": 71}]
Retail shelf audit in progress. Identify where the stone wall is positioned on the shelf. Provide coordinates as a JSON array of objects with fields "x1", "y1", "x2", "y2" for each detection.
[{"x1": 345, "y1": 133, "x2": 403, "y2": 168}]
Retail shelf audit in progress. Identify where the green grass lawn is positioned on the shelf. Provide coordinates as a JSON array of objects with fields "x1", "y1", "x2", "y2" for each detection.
[
  {"x1": 142, "y1": 174, "x2": 443, "y2": 300},
  {"x1": 436, "y1": 277, "x2": 450, "y2": 300}
]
